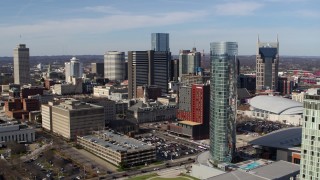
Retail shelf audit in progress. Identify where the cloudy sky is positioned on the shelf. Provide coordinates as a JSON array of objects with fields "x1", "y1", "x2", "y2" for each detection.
[{"x1": 0, "y1": 0, "x2": 319, "y2": 56}]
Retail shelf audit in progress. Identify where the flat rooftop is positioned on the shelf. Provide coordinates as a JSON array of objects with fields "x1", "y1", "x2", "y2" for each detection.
[
  {"x1": 79, "y1": 130, "x2": 154, "y2": 153},
  {"x1": 207, "y1": 160, "x2": 300, "y2": 180},
  {"x1": 178, "y1": 120, "x2": 202, "y2": 126}
]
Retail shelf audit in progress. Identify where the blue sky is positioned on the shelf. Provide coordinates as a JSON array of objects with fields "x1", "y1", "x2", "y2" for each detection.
[{"x1": 0, "y1": 0, "x2": 319, "y2": 56}]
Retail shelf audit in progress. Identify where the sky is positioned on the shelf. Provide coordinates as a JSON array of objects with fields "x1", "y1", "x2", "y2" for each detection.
[{"x1": 0, "y1": 0, "x2": 319, "y2": 56}]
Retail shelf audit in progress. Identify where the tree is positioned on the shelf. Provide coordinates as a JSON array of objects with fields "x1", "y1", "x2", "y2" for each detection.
[{"x1": 6, "y1": 142, "x2": 26, "y2": 155}]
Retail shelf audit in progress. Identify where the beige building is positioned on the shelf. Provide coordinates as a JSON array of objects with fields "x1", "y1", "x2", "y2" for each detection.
[
  {"x1": 256, "y1": 37, "x2": 279, "y2": 91},
  {"x1": 77, "y1": 130, "x2": 156, "y2": 166},
  {"x1": 52, "y1": 78, "x2": 83, "y2": 95},
  {"x1": 127, "y1": 100, "x2": 177, "y2": 123},
  {"x1": 14, "y1": 44, "x2": 30, "y2": 85},
  {"x1": 45, "y1": 99, "x2": 104, "y2": 140}
]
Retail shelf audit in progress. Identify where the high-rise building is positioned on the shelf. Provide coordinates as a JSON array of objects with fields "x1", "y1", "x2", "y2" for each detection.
[
  {"x1": 128, "y1": 50, "x2": 170, "y2": 99},
  {"x1": 14, "y1": 44, "x2": 30, "y2": 85},
  {"x1": 300, "y1": 89, "x2": 320, "y2": 180},
  {"x1": 104, "y1": 51, "x2": 125, "y2": 81},
  {"x1": 256, "y1": 36, "x2": 279, "y2": 91},
  {"x1": 151, "y1": 33, "x2": 169, "y2": 52},
  {"x1": 65, "y1": 57, "x2": 83, "y2": 83},
  {"x1": 179, "y1": 48, "x2": 201, "y2": 78},
  {"x1": 210, "y1": 42, "x2": 238, "y2": 165},
  {"x1": 170, "y1": 59, "x2": 179, "y2": 81},
  {"x1": 91, "y1": 62, "x2": 104, "y2": 77}
]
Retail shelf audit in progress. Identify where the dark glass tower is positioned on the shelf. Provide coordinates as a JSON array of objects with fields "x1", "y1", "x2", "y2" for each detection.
[{"x1": 210, "y1": 42, "x2": 238, "y2": 165}]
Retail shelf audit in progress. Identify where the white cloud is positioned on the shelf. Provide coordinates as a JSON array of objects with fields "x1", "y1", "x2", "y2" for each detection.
[
  {"x1": 0, "y1": 10, "x2": 208, "y2": 38},
  {"x1": 214, "y1": 2, "x2": 264, "y2": 16},
  {"x1": 295, "y1": 10, "x2": 320, "y2": 18},
  {"x1": 83, "y1": 6, "x2": 124, "y2": 14}
]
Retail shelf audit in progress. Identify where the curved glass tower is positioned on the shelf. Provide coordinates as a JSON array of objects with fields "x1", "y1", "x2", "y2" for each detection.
[{"x1": 210, "y1": 42, "x2": 238, "y2": 165}]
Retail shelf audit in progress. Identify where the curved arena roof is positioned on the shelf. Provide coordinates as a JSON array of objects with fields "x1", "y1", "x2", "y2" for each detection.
[
  {"x1": 249, "y1": 96, "x2": 303, "y2": 115},
  {"x1": 249, "y1": 127, "x2": 302, "y2": 149}
]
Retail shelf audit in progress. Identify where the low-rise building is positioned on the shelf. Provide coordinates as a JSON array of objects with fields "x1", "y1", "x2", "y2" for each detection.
[
  {"x1": 77, "y1": 130, "x2": 156, "y2": 166},
  {"x1": 52, "y1": 83, "x2": 82, "y2": 95},
  {"x1": 127, "y1": 100, "x2": 177, "y2": 123},
  {"x1": 238, "y1": 95, "x2": 303, "y2": 125},
  {"x1": 0, "y1": 123, "x2": 35, "y2": 143}
]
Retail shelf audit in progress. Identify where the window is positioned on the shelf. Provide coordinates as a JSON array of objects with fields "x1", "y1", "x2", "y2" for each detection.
[{"x1": 312, "y1": 117, "x2": 315, "y2": 122}]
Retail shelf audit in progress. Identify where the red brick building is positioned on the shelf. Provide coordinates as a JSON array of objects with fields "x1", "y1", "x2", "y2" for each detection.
[
  {"x1": 169, "y1": 84, "x2": 210, "y2": 139},
  {"x1": 20, "y1": 86, "x2": 44, "y2": 98}
]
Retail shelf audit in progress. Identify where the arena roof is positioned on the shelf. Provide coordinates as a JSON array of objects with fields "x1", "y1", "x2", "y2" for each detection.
[
  {"x1": 249, "y1": 96, "x2": 303, "y2": 115},
  {"x1": 248, "y1": 127, "x2": 302, "y2": 150}
]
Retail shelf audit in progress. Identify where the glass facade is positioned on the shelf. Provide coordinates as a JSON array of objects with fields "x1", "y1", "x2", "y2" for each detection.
[
  {"x1": 300, "y1": 93, "x2": 320, "y2": 180},
  {"x1": 210, "y1": 42, "x2": 237, "y2": 165},
  {"x1": 151, "y1": 33, "x2": 169, "y2": 52}
]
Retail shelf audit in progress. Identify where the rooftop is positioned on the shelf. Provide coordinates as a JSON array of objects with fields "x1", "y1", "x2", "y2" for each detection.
[
  {"x1": 79, "y1": 130, "x2": 154, "y2": 153},
  {"x1": 207, "y1": 160, "x2": 299, "y2": 180},
  {"x1": 249, "y1": 95, "x2": 303, "y2": 115},
  {"x1": 249, "y1": 127, "x2": 301, "y2": 150},
  {"x1": 178, "y1": 120, "x2": 202, "y2": 126}
]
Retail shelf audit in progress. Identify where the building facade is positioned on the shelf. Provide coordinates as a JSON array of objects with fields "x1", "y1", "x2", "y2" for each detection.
[
  {"x1": 104, "y1": 51, "x2": 125, "y2": 81},
  {"x1": 0, "y1": 124, "x2": 35, "y2": 143},
  {"x1": 151, "y1": 33, "x2": 169, "y2": 51},
  {"x1": 256, "y1": 37, "x2": 279, "y2": 91},
  {"x1": 210, "y1": 42, "x2": 238, "y2": 165},
  {"x1": 14, "y1": 44, "x2": 30, "y2": 85},
  {"x1": 65, "y1": 57, "x2": 83, "y2": 83},
  {"x1": 300, "y1": 89, "x2": 320, "y2": 179},
  {"x1": 91, "y1": 62, "x2": 104, "y2": 77},
  {"x1": 50, "y1": 99, "x2": 105, "y2": 140},
  {"x1": 170, "y1": 84, "x2": 210, "y2": 140},
  {"x1": 77, "y1": 130, "x2": 156, "y2": 166},
  {"x1": 128, "y1": 50, "x2": 170, "y2": 99},
  {"x1": 179, "y1": 48, "x2": 201, "y2": 78}
]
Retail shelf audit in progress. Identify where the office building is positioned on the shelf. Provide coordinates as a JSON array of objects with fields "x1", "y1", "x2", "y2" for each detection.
[
  {"x1": 104, "y1": 51, "x2": 125, "y2": 81},
  {"x1": 13, "y1": 44, "x2": 30, "y2": 85},
  {"x1": 238, "y1": 74, "x2": 256, "y2": 93},
  {"x1": 278, "y1": 77, "x2": 294, "y2": 95},
  {"x1": 170, "y1": 59, "x2": 179, "y2": 81},
  {"x1": 49, "y1": 99, "x2": 105, "y2": 140},
  {"x1": 91, "y1": 62, "x2": 104, "y2": 77},
  {"x1": 77, "y1": 130, "x2": 156, "y2": 166},
  {"x1": 128, "y1": 50, "x2": 170, "y2": 99},
  {"x1": 210, "y1": 42, "x2": 238, "y2": 165},
  {"x1": 256, "y1": 36, "x2": 279, "y2": 91},
  {"x1": 127, "y1": 100, "x2": 177, "y2": 123},
  {"x1": 169, "y1": 84, "x2": 210, "y2": 139},
  {"x1": 151, "y1": 33, "x2": 169, "y2": 51},
  {"x1": 65, "y1": 57, "x2": 83, "y2": 83},
  {"x1": 179, "y1": 48, "x2": 201, "y2": 78},
  {"x1": 300, "y1": 89, "x2": 320, "y2": 179},
  {"x1": 0, "y1": 123, "x2": 35, "y2": 143}
]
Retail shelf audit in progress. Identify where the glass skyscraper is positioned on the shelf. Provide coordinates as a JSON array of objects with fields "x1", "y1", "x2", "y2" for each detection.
[
  {"x1": 300, "y1": 90, "x2": 320, "y2": 180},
  {"x1": 151, "y1": 33, "x2": 169, "y2": 52},
  {"x1": 210, "y1": 42, "x2": 238, "y2": 165}
]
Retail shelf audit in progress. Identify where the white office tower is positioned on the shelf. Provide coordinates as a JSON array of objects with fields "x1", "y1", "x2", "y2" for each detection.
[
  {"x1": 104, "y1": 51, "x2": 125, "y2": 81},
  {"x1": 65, "y1": 57, "x2": 83, "y2": 83},
  {"x1": 14, "y1": 44, "x2": 30, "y2": 85}
]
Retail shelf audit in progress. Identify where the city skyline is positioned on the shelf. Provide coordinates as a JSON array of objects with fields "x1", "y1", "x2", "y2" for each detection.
[{"x1": 0, "y1": 0, "x2": 319, "y2": 56}]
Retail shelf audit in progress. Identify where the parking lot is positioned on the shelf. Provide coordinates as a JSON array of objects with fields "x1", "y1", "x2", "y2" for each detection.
[
  {"x1": 23, "y1": 148, "x2": 83, "y2": 179},
  {"x1": 136, "y1": 133, "x2": 203, "y2": 161}
]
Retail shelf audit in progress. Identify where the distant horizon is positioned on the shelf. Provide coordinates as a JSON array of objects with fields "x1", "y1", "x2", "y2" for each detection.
[
  {"x1": 0, "y1": 0, "x2": 319, "y2": 56},
  {"x1": 1, "y1": 54, "x2": 320, "y2": 58}
]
